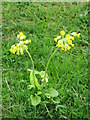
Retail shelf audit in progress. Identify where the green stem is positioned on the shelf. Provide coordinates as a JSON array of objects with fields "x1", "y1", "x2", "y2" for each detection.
[
  {"x1": 35, "y1": 106, "x2": 36, "y2": 118},
  {"x1": 44, "y1": 47, "x2": 59, "y2": 81},
  {"x1": 26, "y1": 50, "x2": 35, "y2": 87}
]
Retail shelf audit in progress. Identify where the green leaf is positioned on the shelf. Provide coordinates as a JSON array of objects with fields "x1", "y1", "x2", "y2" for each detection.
[
  {"x1": 37, "y1": 91, "x2": 42, "y2": 95},
  {"x1": 52, "y1": 97, "x2": 60, "y2": 103},
  {"x1": 28, "y1": 69, "x2": 48, "y2": 80},
  {"x1": 30, "y1": 71, "x2": 35, "y2": 88},
  {"x1": 30, "y1": 94, "x2": 41, "y2": 106},
  {"x1": 45, "y1": 88, "x2": 59, "y2": 98},
  {"x1": 45, "y1": 93, "x2": 51, "y2": 98},
  {"x1": 39, "y1": 71, "x2": 48, "y2": 79},
  {"x1": 30, "y1": 71, "x2": 41, "y2": 90},
  {"x1": 39, "y1": 71, "x2": 45, "y2": 78},
  {"x1": 35, "y1": 77, "x2": 41, "y2": 90}
]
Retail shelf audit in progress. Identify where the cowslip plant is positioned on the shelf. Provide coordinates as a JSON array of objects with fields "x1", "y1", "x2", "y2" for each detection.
[
  {"x1": 9, "y1": 30, "x2": 80, "y2": 118},
  {"x1": 9, "y1": 32, "x2": 58, "y2": 118}
]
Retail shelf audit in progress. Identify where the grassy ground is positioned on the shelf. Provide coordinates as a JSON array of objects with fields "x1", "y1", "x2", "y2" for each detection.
[{"x1": 2, "y1": 2, "x2": 89, "y2": 119}]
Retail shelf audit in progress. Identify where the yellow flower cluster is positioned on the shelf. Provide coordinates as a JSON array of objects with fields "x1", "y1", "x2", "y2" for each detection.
[
  {"x1": 10, "y1": 32, "x2": 31, "y2": 55},
  {"x1": 54, "y1": 30, "x2": 80, "y2": 51},
  {"x1": 17, "y1": 32, "x2": 26, "y2": 40}
]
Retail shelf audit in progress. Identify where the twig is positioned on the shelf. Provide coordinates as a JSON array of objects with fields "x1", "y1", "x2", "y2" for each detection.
[
  {"x1": 44, "y1": 104, "x2": 52, "y2": 119},
  {"x1": 5, "y1": 77, "x2": 12, "y2": 93},
  {"x1": 72, "y1": 87, "x2": 78, "y2": 97},
  {"x1": 10, "y1": 20, "x2": 16, "y2": 26}
]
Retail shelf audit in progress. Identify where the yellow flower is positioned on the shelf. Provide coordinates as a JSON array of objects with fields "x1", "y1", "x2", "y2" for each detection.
[
  {"x1": 72, "y1": 37, "x2": 74, "y2": 40},
  {"x1": 16, "y1": 45, "x2": 19, "y2": 50},
  {"x1": 56, "y1": 43, "x2": 62, "y2": 48},
  {"x1": 68, "y1": 40, "x2": 72, "y2": 45},
  {"x1": 66, "y1": 34, "x2": 70, "y2": 39},
  {"x1": 29, "y1": 39, "x2": 31, "y2": 43},
  {"x1": 71, "y1": 44, "x2": 74, "y2": 47},
  {"x1": 17, "y1": 32, "x2": 26, "y2": 40},
  {"x1": 10, "y1": 48, "x2": 13, "y2": 52},
  {"x1": 23, "y1": 41, "x2": 25, "y2": 44},
  {"x1": 67, "y1": 46, "x2": 71, "y2": 50},
  {"x1": 77, "y1": 33, "x2": 80, "y2": 38},
  {"x1": 60, "y1": 30, "x2": 65, "y2": 36},
  {"x1": 54, "y1": 38, "x2": 57, "y2": 42},
  {"x1": 19, "y1": 32, "x2": 23, "y2": 36},
  {"x1": 12, "y1": 50, "x2": 15, "y2": 54},
  {"x1": 10, "y1": 48, "x2": 15, "y2": 54},
  {"x1": 23, "y1": 35, "x2": 26, "y2": 39},
  {"x1": 65, "y1": 48, "x2": 67, "y2": 51},
  {"x1": 20, "y1": 48, "x2": 24, "y2": 55},
  {"x1": 62, "y1": 47, "x2": 64, "y2": 51},
  {"x1": 16, "y1": 52, "x2": 19, "y2": 55},
  {"x1": 21, "y1": 51, "x2": 23, "y2": 55}
]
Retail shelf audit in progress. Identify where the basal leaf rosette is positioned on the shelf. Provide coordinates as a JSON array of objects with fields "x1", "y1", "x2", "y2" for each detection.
[
  {"x1": 54, "y1": 30, "x2": 80, "y2": 51},
  {"x1": 9, "y1": 32, "x2": 31, "y2": 55}
]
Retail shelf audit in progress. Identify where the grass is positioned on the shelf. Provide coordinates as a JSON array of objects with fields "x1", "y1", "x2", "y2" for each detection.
[{"x1": 2, "y1": 2, "x2": 89, "y2": 119}]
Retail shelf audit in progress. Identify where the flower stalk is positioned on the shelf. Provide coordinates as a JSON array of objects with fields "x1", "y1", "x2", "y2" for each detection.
[
  {"x1": 44, "y1": 47, "x2": 59, "y2": 81},
  {"x1": 26, "y1": 49, "x2": 36, "y2": 88}
]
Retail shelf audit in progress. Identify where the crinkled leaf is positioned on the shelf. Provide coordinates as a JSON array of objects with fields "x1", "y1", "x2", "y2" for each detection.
[
  {"x1": 28, "y1": 69, "x2": 48, "y2": 79},
  {"x1": 35, "y1": 77, "x2": 41, "y2": 90},
  {"x1": 45, "y1": 93, "x2": 51, "y2": 98},
  {"x1": 45, "y1": 88, "x2": 59, "y2": 98},
  {"x1": 30, "y1": 71, "x2": 41, "y2": 90},
  {"x1": 39, "y1": 71, "x2": 45, "y2": 78},
  {"x1": 39, "y1": 71, "x2": 48, "y2": 79},
  {"x1": 30, "y1": 71, "x2": 35, "y2": 88},
  {"x1": 30, "y1": 94, "x2": 41, "y2": 106}
]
